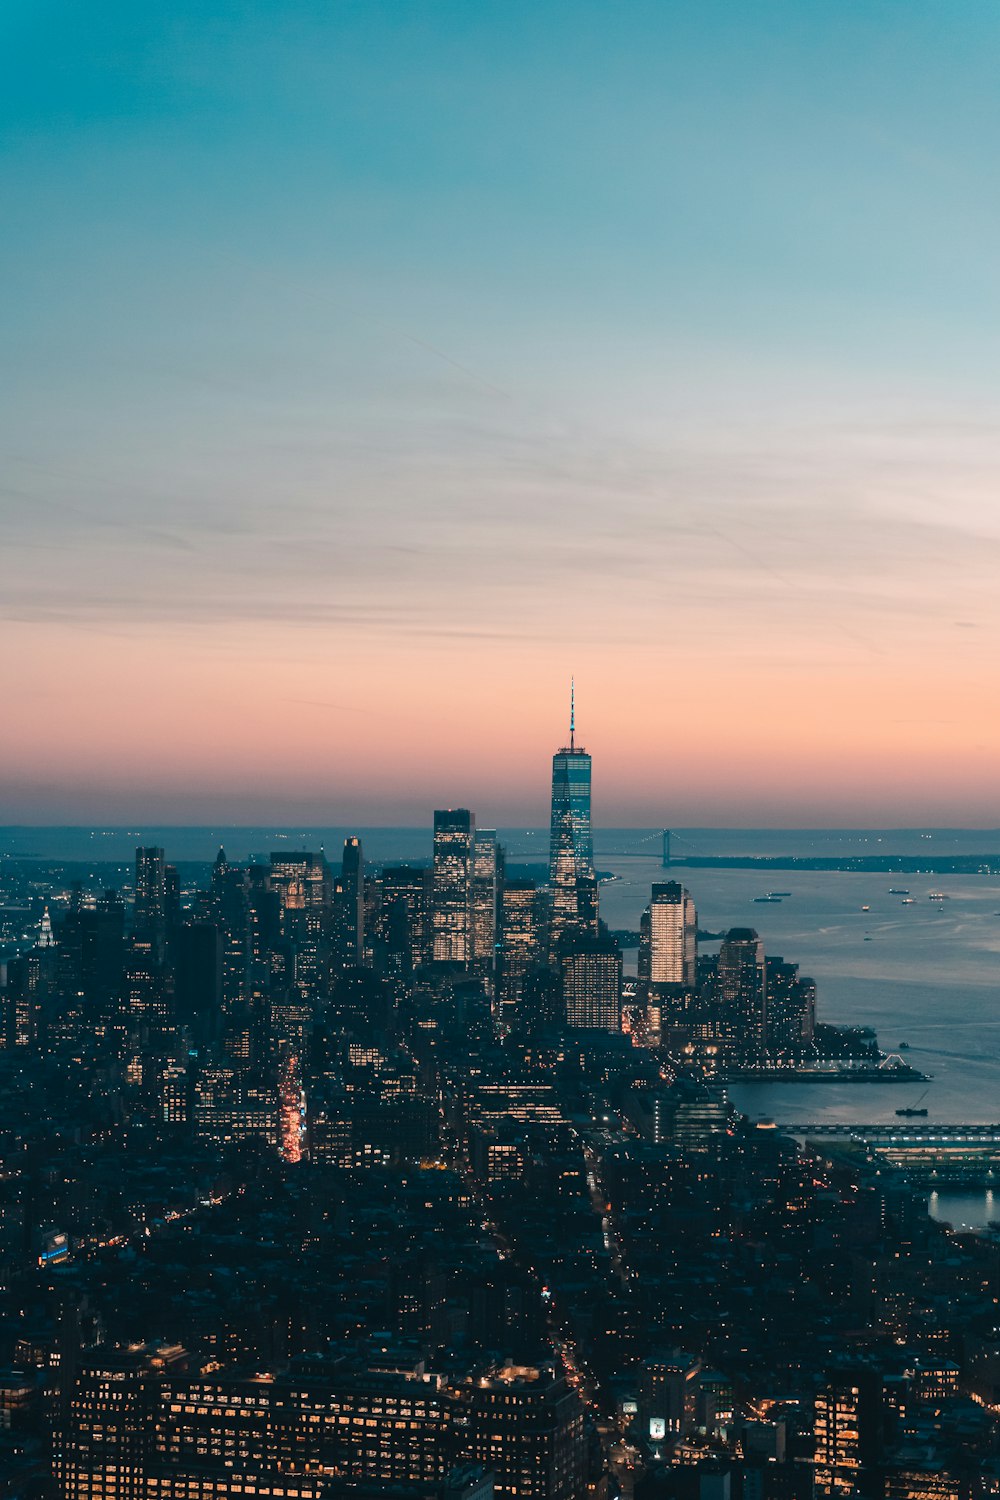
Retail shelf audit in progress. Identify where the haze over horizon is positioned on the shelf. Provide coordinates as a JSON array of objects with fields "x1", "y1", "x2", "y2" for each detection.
[{"x1": 5, "y1": 1, "x2": 1000, "y2": 825}]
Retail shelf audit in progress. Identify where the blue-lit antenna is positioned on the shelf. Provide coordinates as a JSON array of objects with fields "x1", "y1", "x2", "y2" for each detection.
[{"x1": 570, "y1": 676, "x2": 575, "y2": 751}]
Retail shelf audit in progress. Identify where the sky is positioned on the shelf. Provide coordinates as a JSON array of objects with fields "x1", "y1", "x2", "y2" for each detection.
[{"x1": 3, "y1": 0, "x2": 1000, "y2": 826}]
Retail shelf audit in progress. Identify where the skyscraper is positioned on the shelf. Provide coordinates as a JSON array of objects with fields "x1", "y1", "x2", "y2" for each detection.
[
  {"x1": 174, "y1": 922, "x2": 223, "y2": 1048},
  {"x1": 548, "y1": 681, "x2": 593, "y2": 879},
  {"x1": 642, "y1": 882, "x2": 698, "y2": 990},
  {"x1": 471, "y1": 829, "x2": 502, "y2": 974},
  {"x1": 379, "y1": 865, "x2": 432, "y2": 975},
  {"x1": 333, "y1": 836, "x2": 365, "y2": 969},
  {"x1": 432, "y1": 810, "x2": 475, "y2": 965},
  {"x1": 547, "y1": 682, "x2": 595, "y2": 954},
  {"x1": 134, "y1": 847, "x2": 167, "y2": 960},
  {"x1": 210, "y1": 850, "x2": 251, "y2": 1009},
  {"x1": 561, "y1": 933, "x2": 622, "y2": 1031},
  {"x1": 717, "y1": 927, "x2": 767, "y2": 1063},
  {"x1": 498, "y1": 879, "x2": 539, "y2": 1016},
  {"x1": 765, "y1": 956, "x2": 816, "y2": 1057},
  {"x1": 269, "y1": 851, "x2": 332, "y2": 999},
  {"x1": 269, "y1": 851, "x2": 331, "y2": 914}
]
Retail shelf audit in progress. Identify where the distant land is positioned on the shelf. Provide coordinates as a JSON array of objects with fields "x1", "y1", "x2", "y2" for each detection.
[{"x1": 670, "y1": 854, "x2": 1000, "y2": 875}]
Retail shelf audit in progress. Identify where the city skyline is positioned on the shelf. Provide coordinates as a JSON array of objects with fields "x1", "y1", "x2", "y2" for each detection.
[
  {"x1": 4, "y1": 9, "x2": 999, "y2": 1497},
  {"x1": 5, "y1": 3, "x2": 1000, "y2": 825},
  {"x1": 2, "y1": 741, "x2": 986, "y2": 1498}
]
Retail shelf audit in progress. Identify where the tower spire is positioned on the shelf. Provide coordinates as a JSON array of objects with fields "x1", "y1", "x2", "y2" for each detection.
[
  {"x1": 38, "y1": 904, "x2": 55, "y2": 949},
  {"x1": 570, "y1": 676, "x2": 575, "y2": 751}
]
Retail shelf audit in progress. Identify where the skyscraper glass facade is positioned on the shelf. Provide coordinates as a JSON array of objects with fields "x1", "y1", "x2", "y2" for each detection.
[
  {"x1": 432, "y1": 809, "x2": 475, "y2": 965},
  {"x1": 647, "y1": 881, "x2": 698, "y2": 989},
  {"x1": 548, "y1": 749, "x2": 592, "y2": 882}
]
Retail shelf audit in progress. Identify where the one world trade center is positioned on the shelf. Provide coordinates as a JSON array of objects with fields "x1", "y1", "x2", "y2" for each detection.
[{"x1": 548, "y1": 681, "x2": 596, "y2": 951}]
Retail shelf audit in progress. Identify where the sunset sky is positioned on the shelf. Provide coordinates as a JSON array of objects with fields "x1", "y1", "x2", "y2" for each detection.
[{"x1": 4, "y1": 1, "x2": 1000, "y2": 826}]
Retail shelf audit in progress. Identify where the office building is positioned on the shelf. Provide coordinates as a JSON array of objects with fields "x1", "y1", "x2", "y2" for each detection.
[
  {"x1": 642, "y1": 882, "x2": 697, "y2": 990},
  {"x1": 210, "y1": 853, "x2": 251, "y2": 1007},
  {"x1": 174, "y1": 922, "x2": 223, "y2": 1047},
  {"x1": 333, "y1": 835, "x2": 365, "y2": 969},
  {"x1": 519, "y1": 966, "x2": 565, "y2": 1033},
  {"x1": 814, "y1": 1367, "x2": 889, "y2": 1499},
  {"x1": 548, "y1": 682, "x2": 593, "y2": 878},
  {"x1": 471, "y1": 829, "x2": 502, "y2": 973},
  {"x1": 57, "y1": 1357, "x2": 455, "y2": 1497},
  {"x1": 269, "y1": 851, "x2": 331, "y2": 913},
  {"x1": 640, "y1": 1351, "x2": 702, "y2": 1441},
  {"x1": 121, "y1": 938, "x2": 170, "y2": 1038},
  {"x1": 498, "y1": 880, "x2": 539, "y2": 1015},
  {"x1": 764, "y1": 956, "x2": 816, "y2": 1057},
  {"x1": 381, "y1": 865, "x2": 432, "y2": 974},
  {"x1": 432, "y1": 810, "x2": 475, "y2": 965},
  {"x1": 716, "y1": 927, "x2": 767, "y2": 1064},
  {"x1": 3, "y1": 950, "x2": 45, "y2": 1049},
  {"x1": 133, "y1": 847, "x2": 167, "y2": 961},
  {"x1": 192, "y1": 1067, "x2": 279, "y2": 1149},
  {"x1": 463, "y1": 1364, "x2": 587, "y2": 1500},
  {"x1": 561, "y1": 933, "x2": 621, "y2": 1031},
  {"x1": 547, "y1": 684, "x2": 596, "y2": 954},
  {"x1": 270, "y1": 851, "x2": 331, "y2": 997}
]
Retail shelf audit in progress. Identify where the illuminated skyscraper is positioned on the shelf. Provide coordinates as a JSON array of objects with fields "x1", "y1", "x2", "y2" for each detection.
[
  {"x1": 813, "y1": 1367, "x2": 889, "y2": 1498},
  {"x1": 4, "y1": 950, "x2": 44, "y2": 1049},
  {"x1": 643, "y1": 882, "x2": 697, "y2": 989},
  {"x1": 717, "y1": 926, "x2": 767, "y2": 1063},
  {"x1": 380, "y1": 866, "x2": 432, "y2": 974},
  {"x1": 548, "y1": 681, "x2": 593, "y2": 879},
  {"x1": 134, "y1": 847, "x2": 167, "y2": 960},
  {"x1": 548, "y1": 682, "x2": 595, "y2": 954},
  {"x1": 562, "y1": 933, "x2": 621, "y2": 1031},
  {"x1": 432, "y1": 810, "x2": 475, "y2": 965},
  {"x1": 471, "y1": 829, "x2": 502, "y2": 973},
  {"x1": 333, "y1": 836, "x2": 365, "y2": 968},
  {"x1": 270, "y1": 851, "x2": 332, "y2": 999},
  {"x1": 269, "y1": 851, "x2": 331, "y2": 913},
  {"x1": 38, "y1": 905, "x2": 55, "y2": 949},
  {"x1": 210, "y1": 850, "x2": 251, "y2": 1009},
  {"x1": 121, "y1": 938, "x2": 171, "y2": 1039},
  {"x1": 498, "y1": 879, "x2": 539, "y2": 1015}
]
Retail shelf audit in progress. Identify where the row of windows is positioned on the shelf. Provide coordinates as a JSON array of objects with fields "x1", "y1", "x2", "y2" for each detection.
[{"x1": 168, "y1": 1394, "x2": 437, "y2": 1415}]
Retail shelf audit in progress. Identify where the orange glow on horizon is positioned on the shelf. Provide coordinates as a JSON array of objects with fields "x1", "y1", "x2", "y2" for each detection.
[{"x1": 4, "y1": 617, "x2": 999, "y2": 826}]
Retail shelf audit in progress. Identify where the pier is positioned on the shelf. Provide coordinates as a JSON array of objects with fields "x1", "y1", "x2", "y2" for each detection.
[
  {"x1": 776, "y1": 1123, "x2": 1000, "y2": 1139},
  {"x1": 774, "y1": 1122, "x2": 1000, "y2": 1189}
]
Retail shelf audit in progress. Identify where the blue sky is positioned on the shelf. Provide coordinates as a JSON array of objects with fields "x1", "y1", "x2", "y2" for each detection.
[{"x1": 3, "y1": 2, "x2": 1000, "y2": 822}]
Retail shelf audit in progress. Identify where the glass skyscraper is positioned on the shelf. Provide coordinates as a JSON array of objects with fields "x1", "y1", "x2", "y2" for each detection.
[
  {"x1": 547, "y1": 685, "x2": 593, "y2": 881},
  {"x1": 645, "y1": 881, "x2": 698, "y2": 989},
  {"x1": 547, "y1": 684, "x2": 595, "y2": 954},
  {"x1": 333, "y1": 836, "x2": 365, "y2": 969},
  {"x1": 432, "y1": 808, "x2": 475, "y2": 965},
  {"x1": 548, "y1": 748, "x2": 593, "y2": 879}
]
